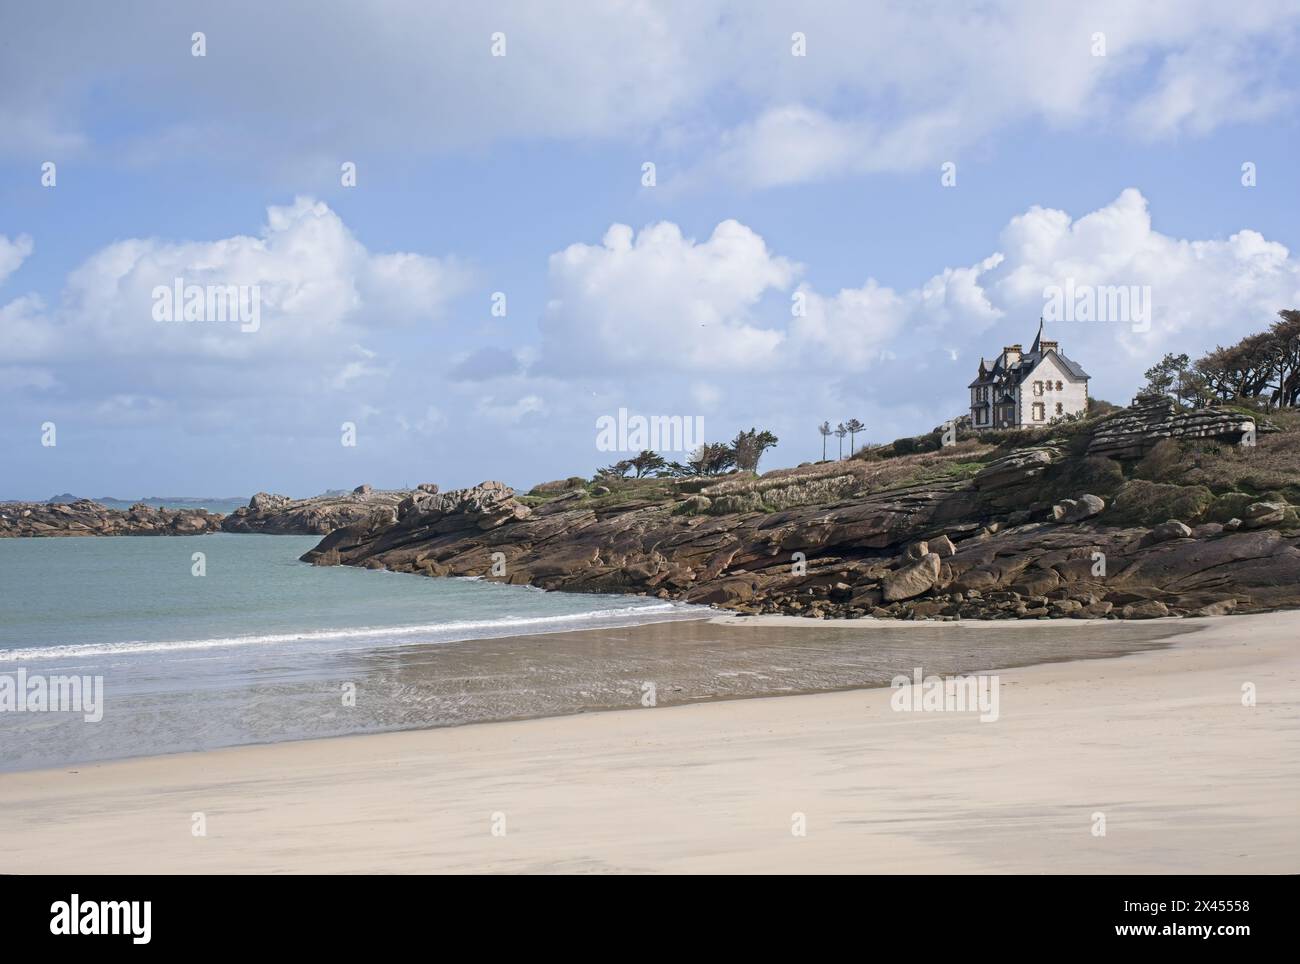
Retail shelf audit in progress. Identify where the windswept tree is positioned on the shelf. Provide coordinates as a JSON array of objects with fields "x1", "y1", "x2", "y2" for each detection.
[
  {"x1": 629, "y1": 450, "x2": 667, "y2": 478},
  {"x1": 818, "y1": 421, "x2": 832, "y2": 461},
  {"x1": 834, "y1": 422, "x2": 848, "y2": 460},
  {"x1": 1146, "y1": 310, "x2": 1300, "y2": 409},
  {"x1": 663, "y1": 442, "x2": 737, "y2": 477},
  {"x1": 730, "y1": 428, "x2": 778, "y2": 473},
  {"x1": 1271, "y1": 309, "x2": 1300, "y2": 407},
  {"x1": 843, "y1": 418, "x2": 865, "y2": 455},
  {"x1": 595, "y1": 459, "x2": 633, "y2": 480},
  {"x1": 1142, "y1": 352, "x2": 1190, "y2": 405}
]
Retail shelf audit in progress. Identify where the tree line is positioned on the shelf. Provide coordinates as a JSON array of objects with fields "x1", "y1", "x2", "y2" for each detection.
[{"x1": 1143, "y1": 309, "x2": 1300, "y2": 408}]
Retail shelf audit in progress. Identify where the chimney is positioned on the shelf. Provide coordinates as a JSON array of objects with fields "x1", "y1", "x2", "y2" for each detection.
[
  {"x1": 1002, "y1": 344, "x2": 1022, "y2": 365},
  {"x1": 1039, "y1": 340, "x2": 1059, "y2": 353}
]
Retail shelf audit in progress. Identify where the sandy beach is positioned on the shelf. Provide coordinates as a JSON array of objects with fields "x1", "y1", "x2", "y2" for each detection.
[{"x1": 1, "y1": 611, "x2": 1296, "y2": 874}]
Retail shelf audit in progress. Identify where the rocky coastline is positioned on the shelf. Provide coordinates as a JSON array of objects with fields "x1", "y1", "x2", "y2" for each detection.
[
  {"x1": 0, "y1": 500, "x2": 223, "y2": 537},
  {"x1": 300, "y1": 396, "x2": 1300, "y2": 620},
  {"x1": 10, "y1": 395, "x2": 1300, "y2": 621},
  {"x1": 218, "y1": 484, "x2": 429, "y2": 535},
  {"x1": 1, "y1": 484, "x2": 425, "y2": 539}
]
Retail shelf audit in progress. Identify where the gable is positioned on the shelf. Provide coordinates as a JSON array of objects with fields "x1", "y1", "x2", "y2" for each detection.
[{"x1": 1027, "y1": 352, "x2": 1086, "y2": 382}]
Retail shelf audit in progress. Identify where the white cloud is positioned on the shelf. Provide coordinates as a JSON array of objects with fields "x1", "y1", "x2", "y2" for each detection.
[
  {"x1": 14, "y1": 197, "x2": 467, "y2": 364},
  {"x1": 536, "y1": 191, "x2": 1300, "y2": 418},
  {"x1": 687, "y1": 1, "x2": 1300, "y2": 188},
  {"x1": 985, "y1": 189, "x2": 1300, "y2": 365},
  {"x1": 2, "y1": 2, "x2": 1296, "y2": 186},
  {"x1": 2, "y1": 293, "x2": 55, "y2": 360},
  {"x1": 331, "y1": 346, "x2": 392, "y2": 390},
  {"x1": 789, "y1": 279, "x2": 909, "y2": 368},
  {"x1": 0, "y1": 234, "x2": 33, "y2": 287},
  {"x1": 478, "y1": 394, "x2": 546, "y2": 423},
  {"x1": 540, "y1": 220, "x2": 796, "y2": 373},
  {"x1": 1128, "y1": 41, "x2": 1296, "y2": 139}
]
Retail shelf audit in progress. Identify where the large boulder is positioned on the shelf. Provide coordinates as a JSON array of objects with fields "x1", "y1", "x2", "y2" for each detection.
[
  {"x1": 928, "y1": 534, "x2": 957, "y2": 557},
  {"x1": 974, "y1": 447, "x2": 1057, "y2": 491},
  {"x1": 1139, "y1": 520, "x2": 1194, "y2": 546},
  {"x1": 1121, "y1": 599, "x2": 1170, "y2": 619},
  {"x1": 882, "y1": 553, "x2": 941, "y2": 602},
  {"x1": 1243, "y1": 502, "x2": 1287, "y2": 529},
  {"x1": 1052, "y1": 494, "x2": 1105, "y2": 523}
]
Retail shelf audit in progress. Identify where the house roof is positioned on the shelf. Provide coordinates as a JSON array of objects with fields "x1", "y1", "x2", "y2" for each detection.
[{"x1": 969, "y1": 322, "x2": 1090, "y2": 388}]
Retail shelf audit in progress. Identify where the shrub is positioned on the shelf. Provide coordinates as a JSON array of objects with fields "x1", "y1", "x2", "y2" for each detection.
[
  {"x1": 1104, "y1": 480, "x2": 1213, "y2": 526},
  {"x1": 1134, "y1": 439, "x2": 1184, "y2": 482}
]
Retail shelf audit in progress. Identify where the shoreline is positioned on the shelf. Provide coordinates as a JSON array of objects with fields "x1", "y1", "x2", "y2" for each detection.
[
  {"x1": 5, "y1": 611, "x2": 1294, "y2": 873},
  {"x1": 1, "y1": 608, "x2": 1188, "y2": 774}
]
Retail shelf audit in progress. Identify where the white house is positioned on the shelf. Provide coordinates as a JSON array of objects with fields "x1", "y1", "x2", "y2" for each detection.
[{"x1": 968, "y1": 322, "x2": 1090, "y2": 430}]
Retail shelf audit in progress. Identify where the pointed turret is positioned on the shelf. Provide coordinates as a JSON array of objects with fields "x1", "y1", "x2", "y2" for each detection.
[{"x1": 1030, "y1": 317, "x2": 1045, "y2": 354}]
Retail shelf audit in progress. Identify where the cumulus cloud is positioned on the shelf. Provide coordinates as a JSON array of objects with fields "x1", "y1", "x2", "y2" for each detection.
[
  {"x1": 0, "y1": 233, "x2": 33, "y2": 286},
  {"x1": 13, "y1": 197, "x2": 467, "y2": 364},
  {"x1": 540, "y1": 220, "x2": 797, "y2": 373},
  {"x1": 537, "y1": 191, "x2": 1300, "y2": 419},
  {"x1": 986, "y1": 189, "x2": 1300, "y2": 364}
]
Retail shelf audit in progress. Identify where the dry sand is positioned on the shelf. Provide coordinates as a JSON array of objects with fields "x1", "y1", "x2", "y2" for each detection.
[{"x1": 1, "y1": 611, "x2": 1295, "y2": 874}]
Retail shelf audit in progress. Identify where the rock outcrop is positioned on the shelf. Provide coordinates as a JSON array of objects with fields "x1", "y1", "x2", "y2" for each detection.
[
  {"x1": 1088, "y1": 393, "x2": 1256, "y2": 459},
  {"x1": 298, "y1": 396, "x2": 1300, "y2": 621},
  {"x1": 221, "y1": 486, "x2": 417, "y2": 534},
  {"x1": 0, "y1": 500, "x2": 223, "y2": 537}
]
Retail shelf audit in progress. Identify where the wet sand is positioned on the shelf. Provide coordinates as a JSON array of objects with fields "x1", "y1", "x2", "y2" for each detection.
[
  {"x1": 2, "y1": 611, "x2": 1296, "y2": 873},
  {"x1": 1, "y1": 611, "x2": 1184, "y2": 770}
]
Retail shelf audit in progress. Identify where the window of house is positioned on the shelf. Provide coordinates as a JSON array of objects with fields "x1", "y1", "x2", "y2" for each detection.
[
  {"x1": 1033, "y1": 381, "x2": 1042, "y2": 395},
  {"x1": 1055, "y1": 402, "x2": 1063, "y2": 415},
  {"x1": 1032, "y1": 402, "x2": 1045, "y2": 421},
  {"x1": 1056, "y1": 380, "x2": 1063, "y2": 391}
]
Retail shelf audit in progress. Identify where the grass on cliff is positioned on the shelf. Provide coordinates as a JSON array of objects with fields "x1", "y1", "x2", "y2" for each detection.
[
  {"x1": 526, "y1": 401, "x2": 1300, "y2": 521},
  {"x1": 520, "y1": 476, "x2": 680, "y2": 511},
  {"x1": 1133, "y1": 429, "x2": 1300, "y2": 504}
]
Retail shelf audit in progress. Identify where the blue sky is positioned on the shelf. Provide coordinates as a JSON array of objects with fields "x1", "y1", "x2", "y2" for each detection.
[{"x1": 2, "y1": 1, "x2": 1299, "y2": 499}]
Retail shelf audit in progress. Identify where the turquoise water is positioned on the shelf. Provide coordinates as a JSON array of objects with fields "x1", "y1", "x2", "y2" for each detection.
[
  {"x1": 0, "y1": 534, "x2": 703, "y2": 769},
  {"x1": 0, "y1": 534, "x2": 1183, "y2": 772},
  {"x1": 0, "y1": 534, "x2": 689, "y2": 660}
]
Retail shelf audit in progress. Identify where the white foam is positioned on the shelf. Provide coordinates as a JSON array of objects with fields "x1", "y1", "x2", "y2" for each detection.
[{"x1": 0, "y1": 602, "x2": 699, "y2": 663}]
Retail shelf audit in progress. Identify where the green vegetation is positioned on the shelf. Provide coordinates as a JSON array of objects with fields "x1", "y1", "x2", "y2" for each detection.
[
  {"x1": 1104, "y1": 480, "x2": 1215, "y2": 527},
  {"x1": 1141, "y1": 309, "x2": 1300, "y2": 408}
]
